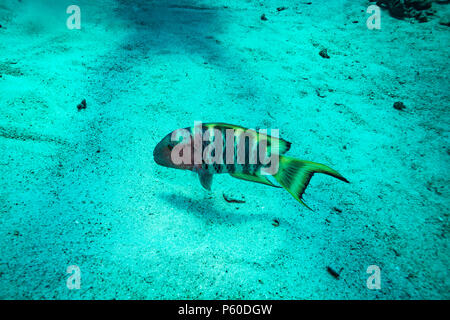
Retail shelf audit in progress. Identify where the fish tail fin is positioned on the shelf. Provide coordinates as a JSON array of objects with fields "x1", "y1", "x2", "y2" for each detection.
[{"x1": 273, "y1": 156, "x2": 349, "y2": 210}]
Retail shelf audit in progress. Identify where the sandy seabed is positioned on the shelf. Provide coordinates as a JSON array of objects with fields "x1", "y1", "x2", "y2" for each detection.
[{"x1": 0, "y1": 0, "x2": 449, "y2": 299}]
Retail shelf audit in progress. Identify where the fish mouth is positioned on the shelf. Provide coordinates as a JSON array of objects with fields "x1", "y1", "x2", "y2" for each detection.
[
  {"x1": 153, "y1": 141, "x2": 167, "y2": 167},
  {"x1": 153, "y1": 141, "x2": 178, "y2": 168}
]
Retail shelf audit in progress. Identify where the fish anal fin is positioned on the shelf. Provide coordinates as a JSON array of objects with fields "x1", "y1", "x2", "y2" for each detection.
[{"x1": 230, "y1": 172, "x2": 281, "y2": 188}]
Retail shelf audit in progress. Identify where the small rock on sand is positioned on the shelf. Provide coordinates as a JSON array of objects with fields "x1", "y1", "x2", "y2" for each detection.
[
  {"x1": 319, "y1": 49, "x2": 330, "y2": 59},
  {"x1": 77, "y1": 99, "x2": 87, "y2": 111},
  {"x1": 393, "y1": 101, "x2": 406, "y2": 111}
]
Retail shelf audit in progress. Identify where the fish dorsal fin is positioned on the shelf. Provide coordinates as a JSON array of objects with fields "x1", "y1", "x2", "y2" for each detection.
[
  {"x1": 203, "y1": 123, "x2": 292, "y2": 155},
  {"x1": 198, "y1": 171, "x2": 213, "y2": 190},
  {"x1": 261, "y1": 136, "x2": 291, "y2": 155},
  {"x1": 230, "y1": 172, "x2": 281, "y2": 188}
]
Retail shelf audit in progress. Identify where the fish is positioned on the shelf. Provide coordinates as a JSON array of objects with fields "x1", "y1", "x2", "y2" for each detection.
[{"x1": 153, "y1": 122, "x2": 349, "y2": 209}]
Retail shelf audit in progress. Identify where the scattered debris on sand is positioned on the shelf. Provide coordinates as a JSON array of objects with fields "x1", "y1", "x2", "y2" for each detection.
[
  {"x1": 223, "y1": 193, "x2": 246, "y2": 203},
  {"x1": 394, "y1": 101, "x2": 406, "y2": 111},
  {"x1": 326, "y1": 266, "x2": 341, "y2": 279},
  {"x1": 319, "y1": 48, "x2": 330, "y2": 59},
  {"x1": 77, "y1": 99, "x2": 87, "y2": 111},
  {"x1": 332, "y1": 207, "x2": 343, "y2": 213}
]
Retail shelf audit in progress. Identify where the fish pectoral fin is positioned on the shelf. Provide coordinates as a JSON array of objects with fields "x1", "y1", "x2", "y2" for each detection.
[
  {"x1": 198, "y1": 172, "x2": 213, "y2": 191},
  {"x1": 230, "y1": 172, "x2": 281, "y2": 188}
]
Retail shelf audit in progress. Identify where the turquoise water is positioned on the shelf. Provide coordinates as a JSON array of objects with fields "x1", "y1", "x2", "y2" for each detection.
[{"x1": 0, "y1": 0, "x2": 449, "y2": 299}]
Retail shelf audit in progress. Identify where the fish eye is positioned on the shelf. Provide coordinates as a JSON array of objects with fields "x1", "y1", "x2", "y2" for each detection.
[{"x1": 167, "y1": 144, "x2": 174, "y2": 151}]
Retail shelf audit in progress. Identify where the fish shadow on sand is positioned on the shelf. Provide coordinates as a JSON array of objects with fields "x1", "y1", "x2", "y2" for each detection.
[
  {"x1": 158, "y1": 192, "x2": 274, "y2": 226},
  {"x1": 157, "y1": 192, "x2": 317, "y2": 243}
]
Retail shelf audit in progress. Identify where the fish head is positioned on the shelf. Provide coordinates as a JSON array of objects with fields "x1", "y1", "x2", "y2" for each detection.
[{"x1": 153, "y1": 129, "x2": 194, "y2": 170}]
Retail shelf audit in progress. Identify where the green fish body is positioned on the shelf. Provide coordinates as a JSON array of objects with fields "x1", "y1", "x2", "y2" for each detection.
[{"x1": 153, "y1": 123, "x2": 348, "y2": 209}]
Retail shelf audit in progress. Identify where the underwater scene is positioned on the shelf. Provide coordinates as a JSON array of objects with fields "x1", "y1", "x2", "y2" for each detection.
[{"x1": 0, "y1": 0, "x2": 448, "y2": 300}]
